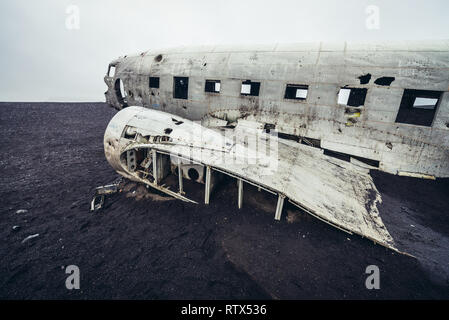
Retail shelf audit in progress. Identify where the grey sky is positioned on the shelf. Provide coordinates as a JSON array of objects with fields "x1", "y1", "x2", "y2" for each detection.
[{"x1": 0, "y1": 0, "x2": 448, "y2": 102}]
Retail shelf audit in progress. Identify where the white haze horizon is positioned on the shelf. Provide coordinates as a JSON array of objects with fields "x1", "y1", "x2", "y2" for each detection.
[{"x1": 1, "y1": 0, "x2": 449, "y2": 102}]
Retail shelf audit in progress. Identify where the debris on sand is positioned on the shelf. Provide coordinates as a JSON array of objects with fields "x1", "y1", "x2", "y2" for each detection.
[
  {"x1": 21, "y1": 234, "x2": 39, "y2": 244},
  {"x1": 16, "y1": 209, "x2": 28, "y2": 214},
  {"x1": 12, "y1": 225, "x2": 20, "y2": 231},
  {"x1": 125, "y1": 183, "x2": 174, "y2": 202},
  {"x1": 90, "y1": 182, "x2": 120, "y2": 211}
]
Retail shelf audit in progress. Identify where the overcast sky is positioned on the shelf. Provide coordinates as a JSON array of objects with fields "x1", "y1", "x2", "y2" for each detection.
[{"x1": 0, "y1": 0, "x2": 448, "y2": 102}]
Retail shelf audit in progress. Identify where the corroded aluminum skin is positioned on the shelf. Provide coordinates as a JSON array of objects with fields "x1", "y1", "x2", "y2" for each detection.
[
  {"x1": 104, "y1": 41, "x2": 449, "y2": 178},
  {"x1": 104, "y1": 106, "x2": 397, "y2": 250}
]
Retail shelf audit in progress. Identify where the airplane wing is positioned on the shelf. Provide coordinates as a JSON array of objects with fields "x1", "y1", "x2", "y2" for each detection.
[{"x1": 105, "y1": 106, "x2": 397, "y2": 251}]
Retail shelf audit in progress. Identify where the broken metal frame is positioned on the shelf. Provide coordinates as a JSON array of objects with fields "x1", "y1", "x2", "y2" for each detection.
[
  {"x1": 135, "y1": 149, "x2": 197, "y2": 203},
  {"x1": 103, "y1": 106, "x2": 413, "y2": 253},
  {"x1": 178, "y1": 157, "x2": 184, "y2": 194},
  {"x1": 130, "y1": 147, "x2": 292, "y2": 222},
  {"x1": 237, "y1": 179, "x2": 243, "y2": 209},
  {"x1": 90, "y1": 182, "x2": 120, "y2": 211},
  {"x1": 205, "y1": 166, "x2": 212, "y2": 205},
  {"x1": 126, "y1": 146, "x2": 384, "y2": 239},
  {"x1": 113, "y1": 144, "x2": 408, "y2": 254},
  {"x1": 275, "y1": 195, "x2": 285, "y2": 221},
  {"x1": 287, "y1": 197, "x2": 412, "y2": 257}
]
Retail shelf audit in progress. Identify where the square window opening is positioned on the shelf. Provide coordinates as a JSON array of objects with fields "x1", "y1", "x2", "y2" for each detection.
[
  {"x1": 173, "y1": 76, "x2": 189, "y2": 99},
  {"x1": 285, "y1": 84, "x2": 309, "y2": 100},
  {"x1": 338, "y1": 87, "x2": 367, "y2": 107},
  {"x1": 149, "y1": 77, "x2": 160, "y2": 89},
  {"x1": 395, "y1": 89, "x2": 442, "y2": 126},
  {"x1": 205, "y1": 80, "x2": 221, "y2": 93}
]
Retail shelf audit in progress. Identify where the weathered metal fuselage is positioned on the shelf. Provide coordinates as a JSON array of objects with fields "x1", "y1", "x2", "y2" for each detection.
[
  {"x1": 104, "y1": 106, "x2": 397, "y2": 250},
  {"x1": 104, "y1": 41, "x2": 449, "y2": 178}
]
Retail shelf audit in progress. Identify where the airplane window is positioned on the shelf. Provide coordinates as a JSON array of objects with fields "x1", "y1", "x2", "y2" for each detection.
[
  {"x1": 205, "y1": 80, "x2": 221, "y2": 93},
  {"x1": 173, "y1": 76, "x2": 189, "y2": 99},
  {"x1": 114, "y1": 78, "x2": 128, "y2": 107},
  {"x1": 108, "y1": 65, "x2": 116, "y2": 77},
  {"x1": 285, "y1": 84, "x2": 308, "y2": 100},
  {"x1": 395, "y1": 89, "x2": 442, "y2": 126},
  {"x1": 338, "y1": 87, "x2": 367, "y2": 107},
  {"x1": 149, "y1": 77, "x2": 160, "y2": 89},
  {"x1": 241, "y1": 80, "x2": 260, "y2": 96}
]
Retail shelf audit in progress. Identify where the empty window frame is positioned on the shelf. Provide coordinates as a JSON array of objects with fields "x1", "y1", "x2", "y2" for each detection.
[
  {"x1": 241, "y1": 80, "x2": 260, "y2": 96},
  {"x1": 395, "y1": 89, "x2": 442, "y2": 126},
  {"x1": 205, "y1": 80, "x2": 221, "y2": 93},
  {"x1": 338, "y1": 87, "x2": 368, "y2": 107},
  {"x1": 285, "y1": 84, "x2": 309, "y2": 100},
  {"x1": 173, "y1": 76, "x2": 189, "y2": 99},
  {"x1": 149, "y1": 77, "x2": 160, "y2": 88},
  {"x1": 107, "y1": 65, "x2": 116, "y2": 77},
  {"x1": 114, "y1": 78, "x2": 127, "y2": 107}
]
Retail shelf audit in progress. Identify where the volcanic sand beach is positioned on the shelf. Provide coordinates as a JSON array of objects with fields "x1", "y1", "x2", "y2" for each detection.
[{"x1": 0, "y1": 102, "x2": 448, "y2": 299}]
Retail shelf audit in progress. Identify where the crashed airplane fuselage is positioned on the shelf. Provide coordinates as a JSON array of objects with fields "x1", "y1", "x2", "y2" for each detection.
[
  {"x1": 104, "y1": 41, "x2": 449, "y2": 179},
  {"x1": 103, "y1": 41, "x2": 449, "y2": 252},
  {"x1": 104, "y1": 106, "x2": 396, "y2": 250}
]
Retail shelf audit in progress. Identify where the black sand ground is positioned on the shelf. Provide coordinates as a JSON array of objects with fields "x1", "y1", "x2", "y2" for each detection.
[{"x1": 0, "y1": 102, "x2": 448, "y2": 299}]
